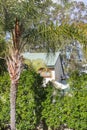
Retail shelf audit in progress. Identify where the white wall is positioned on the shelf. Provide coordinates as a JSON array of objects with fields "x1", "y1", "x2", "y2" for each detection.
[{"x1": 45, "y1": 70, "x2": 55, "y2": 83}]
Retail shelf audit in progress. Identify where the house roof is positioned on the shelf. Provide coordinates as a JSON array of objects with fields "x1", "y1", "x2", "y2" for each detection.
[{"x1": 22, "y1": 52, "x2": 60, "y2": 67}]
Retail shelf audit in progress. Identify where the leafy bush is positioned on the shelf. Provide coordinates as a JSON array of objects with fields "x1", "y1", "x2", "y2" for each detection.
[
  {"x1": 42, "y1": 82, "x2": 64, "y2": 129},
  {"x1": 42, "y1": 72, "x2": 87, "y2": 130},
  {"x1": 0, "y1": 69, "x2": 45, "y2": 130},
  {"x1": 16, "y1": 70, "x2": 44, "y2": 130},
  {"x1": 0, "y1": 73, "x2": 10, "y2": 129},
  {"x1": 1, "y1": 70, "x2": 87, "y2": 130}
]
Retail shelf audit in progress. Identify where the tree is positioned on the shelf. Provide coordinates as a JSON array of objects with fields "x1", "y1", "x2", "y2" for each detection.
[
  {"x1": 0, "y1": 1, "x2": 52, "y2": 129},
  {"x1": 6, "y1": 18, "x2": 23, "y2": 130},
  {"x1": 51, "y1": 1, "x2": 87, "y2": 25}
]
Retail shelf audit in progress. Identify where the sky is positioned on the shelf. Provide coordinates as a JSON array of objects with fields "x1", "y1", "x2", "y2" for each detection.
[
  {"x1": 75, "y1": 0, "x2": 87, "y2": 4},
  {"x1": 53, "y1": 0, "x2": 87, "y2": 5}
]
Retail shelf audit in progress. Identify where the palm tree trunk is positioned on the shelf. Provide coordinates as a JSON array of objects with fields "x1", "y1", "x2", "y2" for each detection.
[
  {"x1": 10, "y1": 82, "x2": 17, "y2": 130},
  {"x1": 6, "y1": 18, "x2": 23, "y2": 130}
]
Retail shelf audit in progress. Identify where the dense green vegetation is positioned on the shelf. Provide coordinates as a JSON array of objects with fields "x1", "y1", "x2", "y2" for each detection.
[
  {"x1": 0, "y1": 70, "x2": 87, "y2": 130},
  {"x1": 0, "y1": 73, "x2": 10, "y2": 130},
  {"x1": 42, "y1": 71, "x2": 87, "y2": 130},
  {"x1": 0, "y1": 36, "x2": 7, "y2": 75},
  {"x1": 0, "y1": 69, "x2": 45, "y2": 130}
]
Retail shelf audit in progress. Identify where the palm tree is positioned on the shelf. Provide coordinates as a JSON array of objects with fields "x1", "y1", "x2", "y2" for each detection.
[{"x1": 6, "y1": 18, "x2": 23, "y2": 130}]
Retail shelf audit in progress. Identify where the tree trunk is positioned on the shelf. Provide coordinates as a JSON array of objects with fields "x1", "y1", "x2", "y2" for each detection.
[
  {"x1": 6, "y1": 18, "x2": 23, "y2": 130},
  {"x1": 10, "y1": 82, "x2": 17, "y2": 130}
]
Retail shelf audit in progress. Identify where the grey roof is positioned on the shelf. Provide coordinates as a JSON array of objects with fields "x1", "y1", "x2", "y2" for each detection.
[{"x1": 22, "y1": 52, "x2": 60, "y2": 67}]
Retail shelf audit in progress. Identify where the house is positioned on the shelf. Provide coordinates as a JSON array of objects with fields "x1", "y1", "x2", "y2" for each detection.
[{"x1": 22, "y1": 52, "x2": 65, "y2": 85}]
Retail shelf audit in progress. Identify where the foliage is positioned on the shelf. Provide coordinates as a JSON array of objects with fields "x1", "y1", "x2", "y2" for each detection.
[
  {"x1": 0, "y1": 37, "x2": 7, "y2": 75},
  {"x1": 68, "y1": 70, "x2": 87, "y2": 90},
  {"x1": 52, "y1": 1, "x2": 87, "y2": 25},
  {"x1": 32, "y1": 59, "x2": 47, "y2": 72},
  {"x1": 0, "y1": 0, "x2": 53, "y2": 32},
  {"x1": 16, "y1": 69, "x2": 44, "y2": 130},
  {"x1": 42, "y1": 72, "x2": 87, "y2": 130},
  {"x1": 0, "y1": 59, "x2": 7, "y2": 75},
  {"x1": 63, "y1": 91, "x2": 87, "y2": 130},
  {"x1": 0, "y1": 73, "x2": 10, "y2": 129},
  {"x1": 64, "y1": 71, "x2": 87, "y2": 130},
  {"x1": 42, "y1": 82, "x2": 64, "y2": 129},
  {"x1": 1, "y1": 63, "x2": 87, "y2": 130},
  {"x1": 24, "y1": 59, "x2": 47, "y2": 72},
  {"x1": 0, "y1": 38, "x2": 6, "y2": 57},
  {"x1": 0, "y1": 69, "x2": 45, "y2": 130},
  {"x1": 76, "y1": 23, "x2": 87, "y2": 59},
  {"x1": 0, "y1": 0, "x2": 87, "y2": 54},
  {"x1": 1, "y1": 0, "x2": 85, "y2": 53},
  {"x1": 25, "y1": 22, "x2": 84, "y2": 53}
]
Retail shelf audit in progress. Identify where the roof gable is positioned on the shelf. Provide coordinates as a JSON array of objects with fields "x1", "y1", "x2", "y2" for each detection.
[{"x1": 22, "y1": 52, "x2": 60, "y2": 67}]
